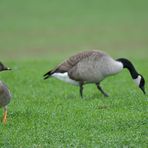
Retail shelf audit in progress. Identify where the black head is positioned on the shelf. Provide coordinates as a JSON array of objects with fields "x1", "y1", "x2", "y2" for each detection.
[
  {"x1": 139, "y1": 75, "x2": 146, "y2": 94},
  {"x1": 0, "y1": 62, "x2": 11, "y2": 72}
]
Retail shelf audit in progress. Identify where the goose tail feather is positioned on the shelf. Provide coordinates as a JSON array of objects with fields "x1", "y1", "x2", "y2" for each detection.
[{"x1": 43, "y1": 70, "x2": 54, "y2": 80}]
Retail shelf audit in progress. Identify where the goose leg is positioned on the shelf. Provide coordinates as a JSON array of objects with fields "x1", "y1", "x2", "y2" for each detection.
[
  {"x1": 96, "y1": 83, "x2": 109, "y2": 97},
  {"x1": 2, "y1": 106, "x2": 7, "y2": 125},
  {"x1": 79, "y1": 83, "x2": 84, "y2": 98}
]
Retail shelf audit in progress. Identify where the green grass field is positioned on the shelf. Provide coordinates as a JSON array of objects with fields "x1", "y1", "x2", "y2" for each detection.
[{"x1": 0, "y1": 0, "x2": 148, "y2": 147}]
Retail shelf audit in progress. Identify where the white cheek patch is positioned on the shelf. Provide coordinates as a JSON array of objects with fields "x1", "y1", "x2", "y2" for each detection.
[
  {"x1": 52, "y1": 72, "x2": 79, "y2": 86},
  {"x1": 134, "y1": 75, "x2": 141, "y2": 86}
]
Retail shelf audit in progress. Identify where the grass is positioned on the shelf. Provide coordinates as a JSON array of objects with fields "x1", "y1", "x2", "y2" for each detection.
[
  {"x1": 0, "y1": 0, "x2": 148, "y2": 147},
  {"x1": 0, "y1": 59, "x2": 147, "y2": 147}
]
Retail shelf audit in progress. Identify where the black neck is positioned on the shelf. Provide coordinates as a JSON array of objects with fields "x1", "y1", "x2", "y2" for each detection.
[{"x1": 116, "y1": 58, "x2": 139, "y2": 79}]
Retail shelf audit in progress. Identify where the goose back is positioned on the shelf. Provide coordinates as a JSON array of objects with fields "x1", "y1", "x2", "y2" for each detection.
[{"x1": 55, "y1": 50, "x2": 106, "y2": 72}]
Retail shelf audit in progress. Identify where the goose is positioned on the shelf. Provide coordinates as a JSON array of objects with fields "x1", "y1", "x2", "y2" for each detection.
[
  {"x1": 43, "y1": 50, "x2": 145, "y2": 97},
  {"x1": 0, "y1": 62, "x2": 11, "y2": 124}
]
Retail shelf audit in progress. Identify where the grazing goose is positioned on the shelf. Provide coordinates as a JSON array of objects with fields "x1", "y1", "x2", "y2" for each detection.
[
  {"x1": 44, "y1": 50, "x2": 145, "y2": 97},
  {"x1": 0, "y1": 62, "x2": 11, "y2": 124}
]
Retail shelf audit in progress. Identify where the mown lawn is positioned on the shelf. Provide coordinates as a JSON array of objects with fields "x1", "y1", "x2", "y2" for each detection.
[
  {"x1": 0, "y1": 0, "x2": 148, "y2": 147},
  {"x1": 0, "y1": 59, "x2": 147, "y2": 147}
]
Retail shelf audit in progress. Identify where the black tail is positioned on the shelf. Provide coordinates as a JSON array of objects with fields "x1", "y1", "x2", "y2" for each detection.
[{"x1": 43, "y1": 70, "x2": 54, "y2": 80}]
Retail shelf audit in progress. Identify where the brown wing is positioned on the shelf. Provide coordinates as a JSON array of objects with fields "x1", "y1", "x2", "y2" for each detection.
[
  {"x1": 43, "y1": 50, "x2": 107, "y2": 79},
  {"x1": 68, "y1": 50, "x2": 109, "y2": 82},
  {"x1": 56, "y1": 50, "x2": 106, "y2": 72}
]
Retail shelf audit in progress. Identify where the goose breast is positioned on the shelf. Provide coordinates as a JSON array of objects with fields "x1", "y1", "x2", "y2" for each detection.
[{"x1": 0, "y1": 81, "x2": 11, "y2": 107}]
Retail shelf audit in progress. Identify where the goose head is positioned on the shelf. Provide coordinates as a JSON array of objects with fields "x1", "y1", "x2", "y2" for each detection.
[
  {"x1": 0, "y1": 62, "x2": 11, "y2": 72},
  {"x1": 134, "y1": 74, "x2": 146, "y2": 94}
]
